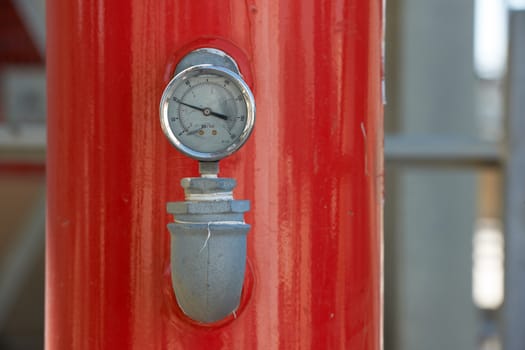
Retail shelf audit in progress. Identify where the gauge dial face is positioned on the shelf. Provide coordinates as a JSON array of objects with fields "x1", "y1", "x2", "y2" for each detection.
[{"x1": 160, "y1": 65, "x2": 255, "y2": 161}]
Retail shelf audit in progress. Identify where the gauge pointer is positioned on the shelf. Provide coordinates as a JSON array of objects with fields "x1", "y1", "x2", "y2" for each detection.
[
  {"x1": 207, "y1": 110, "x2": 231, "y2": 121},
  {"x1": 173, "y1": 97, "x2": 230, "y2": 121}
]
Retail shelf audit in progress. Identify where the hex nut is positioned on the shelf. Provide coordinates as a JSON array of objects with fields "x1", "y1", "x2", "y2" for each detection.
[
  {"x1": 167, "y1": 200, "x2": 249, "y2": 214},
  {"x1": 181, "y1": 177, "x2": 237, "y2": 194}
]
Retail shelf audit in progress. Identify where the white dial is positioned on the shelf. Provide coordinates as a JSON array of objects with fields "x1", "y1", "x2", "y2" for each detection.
[{"x1": 160, "y1": 65, "x2": 255, "y2": 161}]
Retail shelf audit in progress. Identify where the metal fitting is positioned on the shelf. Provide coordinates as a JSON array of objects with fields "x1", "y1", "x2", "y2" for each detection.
[{"x1": 167, "y1": 177, "x2": 250, "y2": 323}]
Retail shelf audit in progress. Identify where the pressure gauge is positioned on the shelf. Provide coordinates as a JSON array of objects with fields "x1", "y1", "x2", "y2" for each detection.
[{"x1": 160, "y1": 64, "x2": 255, "y2": 161}]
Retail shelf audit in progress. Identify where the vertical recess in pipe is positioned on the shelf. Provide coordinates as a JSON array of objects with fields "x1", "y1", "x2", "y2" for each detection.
[{"x1": 46, "y1": 0, "x2": 383, "y2": 349}]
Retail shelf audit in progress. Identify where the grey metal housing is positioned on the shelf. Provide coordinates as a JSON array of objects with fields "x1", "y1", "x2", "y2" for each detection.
[{"x1": 167, "y1": 177, "x2": 250, "y2": 324}]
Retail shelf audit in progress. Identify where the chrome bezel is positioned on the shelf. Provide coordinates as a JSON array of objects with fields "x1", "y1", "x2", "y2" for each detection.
[{"x1": 159, "y1": 64, "x2": 256, "y2": 161}]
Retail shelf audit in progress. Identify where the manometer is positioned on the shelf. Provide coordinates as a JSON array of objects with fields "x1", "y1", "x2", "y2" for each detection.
[
  {"x1": 160, "y1": 64, "x2": 255, "y2": 161},
  {"x1": 161, "y1": 48, "x2": 254, "y2": 323}
]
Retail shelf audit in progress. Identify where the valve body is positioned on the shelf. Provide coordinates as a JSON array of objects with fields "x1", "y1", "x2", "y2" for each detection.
[{"x1": 167, "y1": 177, "x2": 250, "y2": 323}]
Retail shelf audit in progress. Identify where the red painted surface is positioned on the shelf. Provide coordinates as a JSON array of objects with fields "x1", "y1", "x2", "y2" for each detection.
[{"x1": 46, "y1": 1, "x2": 383, "y2": 349}]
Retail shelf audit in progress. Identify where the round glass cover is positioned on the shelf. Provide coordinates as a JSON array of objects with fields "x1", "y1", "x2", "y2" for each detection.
[{"x1": 160, "y1": 65, "x2": 255, "y2": 161}]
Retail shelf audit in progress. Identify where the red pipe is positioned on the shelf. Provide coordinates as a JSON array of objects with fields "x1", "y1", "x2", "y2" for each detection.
[{"x1": 46, "y1": 1, "x2": 383, "y2": 349}]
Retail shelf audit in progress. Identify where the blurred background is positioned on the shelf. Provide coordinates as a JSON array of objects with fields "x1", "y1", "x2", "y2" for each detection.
[
  {"x1": 0, "y1": 0, "x2": 524, "y2": 349},
  {"x1": 0, "y1": 0, "x2": 45, "y2": 349}
]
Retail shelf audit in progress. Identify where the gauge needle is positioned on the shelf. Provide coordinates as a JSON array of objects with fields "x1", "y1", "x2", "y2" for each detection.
[
  {"x1": 208, "y1": 110, "x2": 231, "y2": 121},
  {"x1": 173, "y1": 97, "x2": 230, "y2": 121}
]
